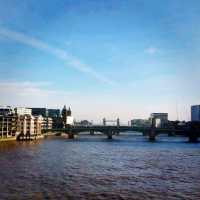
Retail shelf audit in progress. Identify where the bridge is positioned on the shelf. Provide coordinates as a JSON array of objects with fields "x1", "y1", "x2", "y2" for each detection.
[{"x1": 43, "y1": 118, "x2": 200, "y2": 142}]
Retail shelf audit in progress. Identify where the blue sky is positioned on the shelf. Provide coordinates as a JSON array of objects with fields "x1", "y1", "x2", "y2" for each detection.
[{"x1": 0, "y1": 0, "x2": 200, "y2": 122}]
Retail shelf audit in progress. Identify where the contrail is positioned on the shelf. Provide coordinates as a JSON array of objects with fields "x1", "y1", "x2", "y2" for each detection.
[{"x1": 0, "y1": 27, "x2": 115, "y2": 85}]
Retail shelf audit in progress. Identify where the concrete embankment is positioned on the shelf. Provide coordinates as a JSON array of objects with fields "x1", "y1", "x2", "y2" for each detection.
[
  {"x1": 0, "y1": 134, "x2": 45, "y2": 142},
  {"x1": 44, "y1": 132, "x2": 78, "y2": 139},
  {"x1": 0, "y1": 132, "x2": 75, "y2": 142},
  {"x1": 17, "y1": 134, "x2": 44, "y2": 141},
  {"x1": 0, "y1": 137, "x2": 16, "y2": 142}
]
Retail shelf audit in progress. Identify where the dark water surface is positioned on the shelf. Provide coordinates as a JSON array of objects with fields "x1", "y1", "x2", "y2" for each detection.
[{"x1": 0, "y1": 134, "x2": 200, "y2": 200}]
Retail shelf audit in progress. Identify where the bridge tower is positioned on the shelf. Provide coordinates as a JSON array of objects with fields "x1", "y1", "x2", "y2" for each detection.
[
  {"x1": 188, "y1": 122, "x2": 199, "y2": 143},
  {"x1": 103, "y1": 118, "x2": 106, "y2": 126},
  {"x1": 149, "y1": 117, "x2": 156, "y2": 141},
  {"x1": 102, "y1": 118, "x2": 120, "y2": 126},
  {"x1": 117, "y1": 118, "x2": 120, "y2": 127}
]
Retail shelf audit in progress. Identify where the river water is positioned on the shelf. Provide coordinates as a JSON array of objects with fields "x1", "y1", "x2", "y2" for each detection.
[{"x1": 0, "y1": 134, "x2": 200, "y2": 200}]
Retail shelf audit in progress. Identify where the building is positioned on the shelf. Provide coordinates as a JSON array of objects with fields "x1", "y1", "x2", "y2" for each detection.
[
  {"x1": 191, "y1": 105, "x2": 200, "y2": 121},
  {"x1": 0, "y1": 106, "x2": 13, "y2": 116},
  {"x1": 16, "y1": 115, "x2": 35, "y2": 135},
  {"x1": 0, "y1": 114, "x2": 17, "y2": 138},
  {"x1": 48, "y1": 109, "x2": 60, "y2": 118},
  {"x1": 14, "y1": 107, "x2": 32, "y2": 115},
  {"x1": 74, "y1": 120, "x2": 92, "y2": 126},
  {"x1": 16, "y1": 114, "x2": 43, "y2": 136},
  {"x1": 51, "y1": 117, "x2": 63, "y2": 129},
  {"x1": 31, "y1": 108, "x2": 60, "y2": 118},
  {"x1": 31, "y1": 108, "x2": 48, "y2": 117},
  {"x1": 62, "y1": 106, "x2": 73, "y2": 127},
  {"x1": 31, "y1": 108, "x2": 61, "y2": 128},
  {"x1": 33, "y1": 115, "x2": 43, "y2": 135},
  {"x1": 150, "y1": 113, "x2": 168, "y2": 128},
  {"x1": 0, "y1": 106, "x2": 43, "y2": 139},
  {"x1": 42, "y1": 117, "x2": 53, "y2": 130},
  {"x1": 131, "y1": 119, "x2": 151, "y2": 127}
]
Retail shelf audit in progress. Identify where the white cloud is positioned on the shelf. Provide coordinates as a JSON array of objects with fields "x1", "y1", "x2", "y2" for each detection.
[
  {"x1": 0, "y1": 27, "x2": 115, "y2": 86},
  {"x1": 145, "y1": 47, "x2": 158, "y2": 55},
  {"x1": 0, "y1": 80, "x2": 193, "y2": 122},
  {"x1": 0, "y1": 81, "x2": 75, "y2": 108}
]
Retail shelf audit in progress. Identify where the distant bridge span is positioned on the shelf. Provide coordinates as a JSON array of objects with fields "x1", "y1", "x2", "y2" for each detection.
[{"x1": 43, "y1": 125, "x2": 199, "y2": 142}]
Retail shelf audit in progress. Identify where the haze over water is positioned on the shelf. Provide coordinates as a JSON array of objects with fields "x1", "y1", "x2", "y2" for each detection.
[{"x1": 0, "y1": 134, "x2": 200, "y2": 200}]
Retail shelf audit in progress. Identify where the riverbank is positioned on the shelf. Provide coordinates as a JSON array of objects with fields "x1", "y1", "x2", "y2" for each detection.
[
  {"x1": 0, "y1": 132, "x2": 77, "y2": 143},
  {"x1": 0, "y1": 134, "x2": 44, "y2": 142},
  {"x1": 44, "y1": 132, "x2": 78, "y2": 139},
  {"x1": 0, "y1": 136, "x2": 16, "y2": 142}
]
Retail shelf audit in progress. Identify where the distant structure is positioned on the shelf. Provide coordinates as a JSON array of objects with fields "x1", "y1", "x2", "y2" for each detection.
[
  {"x1": 42, "y1": 117, "x2": 53, "y2": 130},
  {"x1": 31, "y1": 108, "x2": 60, "y2": 118},
  {"x1": 16, "y1": 115, "x2": 43, "y2": 136},
  {"x1": 62, "y1": 106, "x2": 73, "y2": 128},
  {"x1": 31, "y1": 108, "x2": 48, "y2": 117},
  {"x1": 131, "y1": 119, "x2": 151, "y2": 127},
  {"x1": 150, "y1": 113, "x2": 168, "y2": 128},
  {"x1": 31, "y1": 107, "x2": 61, "y2": 129},
  {"x1": 0, "y1": 106, "x2": 13, "y2": 116},
  {"x1": 102, "y1": 118, "x2": 120, "y2": 127},
  {"x1": 0, "y1": 106, "x2": 43, "y2": 139},
  {"x1": 191, "y1": 105, "x2": 200, "y2": 121},
  {"x1": 14, "y1": 107, "x2": 32, "y2": 115},
  {"x1": 0, "y1": 105, "x2": 73, "y2": 139},
  {"x1": 48, "y1": 109, "x2": 60, "y2": 118},
  {"x1": 74, "y1": 120, "x2": 92, "y2": 127}
]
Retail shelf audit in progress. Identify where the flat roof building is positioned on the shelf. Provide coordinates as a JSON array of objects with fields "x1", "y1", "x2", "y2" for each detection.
[
  {"x1": 14, "y1": 107, "x2": 32, "y2": 116},
  {"x1": 191, "y1": 105, "x2": 200, "y2": 122},
  {"x1": 150, "y1": 113, "x2": 168, "y2": 128},
  {"x1": 0, "y1": 106, "x2": 13, "y2": 116},
  {"x1": 48, "y1": 109, "x2": 60, "y2": 118},
  {"x1": 31, "y1": 108, "x2": 60, "y2": 118},
  {"x1": 31, "y1": 108, "x2": 48, "y2": 117}
]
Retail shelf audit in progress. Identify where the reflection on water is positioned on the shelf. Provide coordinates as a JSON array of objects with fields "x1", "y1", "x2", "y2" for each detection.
[{"x1": 0, "y1": 134, "x2": 200, "y2": 200}]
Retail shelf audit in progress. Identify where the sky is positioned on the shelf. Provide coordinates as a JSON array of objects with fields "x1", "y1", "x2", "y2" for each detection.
[{"x1": 0, "y1": 0, "x2": 200, "y2": 123}]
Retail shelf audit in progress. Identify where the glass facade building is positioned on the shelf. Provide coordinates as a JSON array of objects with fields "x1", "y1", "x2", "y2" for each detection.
[{"x1": 191, "y1": 105, "x2": 200, "y2": 121}]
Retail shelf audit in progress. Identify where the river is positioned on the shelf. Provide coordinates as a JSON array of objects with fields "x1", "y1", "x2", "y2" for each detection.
[{"x1": 0, "y1": 134, "x2": 200, "y2": 200}]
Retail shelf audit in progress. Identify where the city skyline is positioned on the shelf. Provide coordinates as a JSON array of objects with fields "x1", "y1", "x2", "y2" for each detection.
[{"x1": 0, "y1": 0, "x2": 200, "y2": 122}]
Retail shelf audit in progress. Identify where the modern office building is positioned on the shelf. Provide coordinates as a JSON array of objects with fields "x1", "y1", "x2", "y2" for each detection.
[
  {"x1": 191, "y1": 105, "x2": 200, "y2": 121},
  {"x1": 14, "y1": 107, "x2": 32, "y2": 115},
  {"x1": 0, "y1": 106, "x2": 13, "y2": 116},
  {"x1": 48, "y1": 109, "x2": 60, "y2": 118},
  {"x1": 31, "y1": 108, "x2": 60, "y2": 118},
  {"x1": 31, "y1": 108, "x2": 48, "y2": 117},
  {"x1": 131, "y1": 119, "x2": 151, "y2": 127},
  {"x1": 31, "y1": 107, "x2": 62, "y2": 128},
  {"x1": 74, "y1": 120, "x2": 92, "y2": 126},
  {"x1": 150, "y1": 113, "x2": 168, "y2": 128}
]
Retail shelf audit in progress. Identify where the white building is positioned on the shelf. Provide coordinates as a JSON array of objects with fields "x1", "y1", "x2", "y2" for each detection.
[
  {"x1": 16, "y1": 114, "x2": 43, "y2": 135},
  {"x1": 66, "y1": 116, "x2": 74, "y2": 125},
  {"x1": 14, "y1": 107, "x2": 32, "y2": 116},
  {"x1": 42, "y1": 117, "x2": 53, "y2": 130}
]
